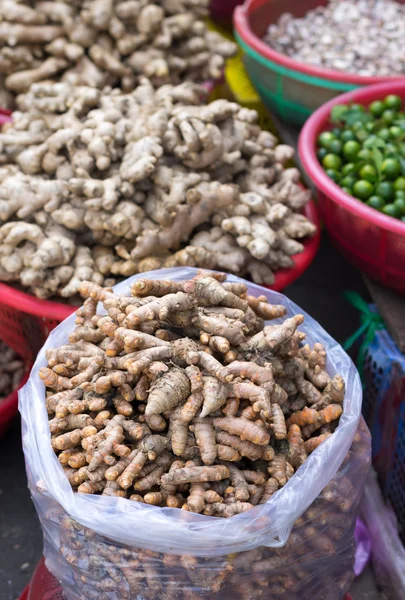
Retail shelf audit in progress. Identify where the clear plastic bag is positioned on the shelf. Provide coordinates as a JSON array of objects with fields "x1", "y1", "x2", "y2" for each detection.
[
  {"x1": 19, "y1": 267, "x2": 369, "y2": 599},
  {"x1": 360, "y1": 468, "x2": 405, "y2": 600}
]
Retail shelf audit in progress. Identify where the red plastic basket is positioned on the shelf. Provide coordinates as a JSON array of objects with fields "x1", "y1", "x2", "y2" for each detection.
[
  {"x1": 0, "y1": 198, "x2": 318, "y2": 358},
  {"x1": 0, "y1": 108, "x2": 12, "y2": 125},
  {"x1": 298, "y1": 80, "x2": 405, "y2": 296},
  {"x1": 0, "y1": 371, "x2": 29, "y2": 438},
  {"x1": 20, "y1": 558, "x2": 64, "y2": 600},
  {"x1": 19, "y1": 557, "x2": 354, "y2": 600},
  {"x1": 0, "y1": 283, "x2": 76, "y2": 363}
]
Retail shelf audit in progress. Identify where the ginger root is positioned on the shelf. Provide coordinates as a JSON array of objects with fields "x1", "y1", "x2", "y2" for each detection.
[
  {"x1": 0, "y1": 340, "x2": 25, "y2": 400},
  {"x1": 0, "y1": 81, "x2": 315, "y2": 299},
  {"x1": 42, "y1": 271, "x2": 345, "y2": 517},
  {"x1": 0, "y1": 0, "x2": 236, "y2": 101}
]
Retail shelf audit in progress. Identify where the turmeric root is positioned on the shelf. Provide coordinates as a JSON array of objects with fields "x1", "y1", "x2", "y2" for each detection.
[
  {"x1": 41, "y1": 273, "x2": 345, "y2": 518},
  {"x1": 213, "y1": 417, "x2": 270, "y2": 446},
  {"x1": 191, "y1": 417, "x2": 217, "y2": 465}
]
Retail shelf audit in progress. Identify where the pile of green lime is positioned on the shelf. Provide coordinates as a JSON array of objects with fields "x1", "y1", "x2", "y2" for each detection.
[{"x1": 317, "y1": 94, "x2": 405, "y2": 221}]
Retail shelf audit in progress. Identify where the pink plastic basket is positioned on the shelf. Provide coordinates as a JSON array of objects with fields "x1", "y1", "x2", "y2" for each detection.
[{"x1": 298, "y1": 80, "x2": 405, "y2": 295}]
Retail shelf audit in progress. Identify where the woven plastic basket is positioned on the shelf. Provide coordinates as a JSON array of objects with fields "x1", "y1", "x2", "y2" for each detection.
[
  {"x1": 234, "y1": 0, "x2": 405, "y2": 126},
  {"x1": 0, "y1": 284, "x2": 75, "y2": 363},
  {"x1": 362, "y1": 323, "x2": 405, "y2": 545}
]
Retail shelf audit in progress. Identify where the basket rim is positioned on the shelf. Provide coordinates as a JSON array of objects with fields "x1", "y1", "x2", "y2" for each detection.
[
  {"x1": 234, "y1": 0, "x2": 405, "y2": 86},
  {"x1": 0, "y1": 283, "x2": 76, "y2": 320},
  {"x1": 298, "y1": 80, "x2": 405, "y2": 237},
  {"x1": 0, "y1": 197, "x2": 319, "y2": 315}
]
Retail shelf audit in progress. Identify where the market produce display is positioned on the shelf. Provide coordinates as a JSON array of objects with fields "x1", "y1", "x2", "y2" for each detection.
[
  {"x1": 0, "y1": 0, "x2": 236, "y2": 109},
  {"x1": 317, "y1": 94, "x2": 405, "y2": 221},
  {"x1": 40, "y1": 271, "x2": 345, "y2": 510},
  {"x1": 264, "y1": 0, "x2": 405, "y2": 77},
  {"x1": 0, "y1": 81, "x2": 315, "y2": 299},
  {"x1": 0, "y1": 339, "x2": 24, "y2": 401}
]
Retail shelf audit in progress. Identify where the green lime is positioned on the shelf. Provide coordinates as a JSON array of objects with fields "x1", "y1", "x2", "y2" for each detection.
[
  {"x1": 343, "y1": 140, "x2": 361, "y2": 161},
  {"x1": 382, "y1": 158, "x2": 401, "y2": 179},
  {"x1": 357, "y1": 149, "x2": 372, "y2": 161},
  {"x1": 342, "y1": 162, "x2": 356, "y2": 176},
  {"x1": 325, "y1": 169, "x2": 341, "y2": 183},
  {"x1": 399, "y1": 143, "x2": 405, "y2": 156},
  {"x1": 318, "y1": 131, "x2": 336, "y2": 149},
  {"x1": 355, "y1": 129, "x2": 369, "y2": 142},
  {"x1": 322, "y1": 153, "x2": 342, "y2": 170},
  {"x1": 394, "y1": 176, "x2": 405, "y2": 191},
  {"x1": 353, "y1": 121, "x2": 365, "y2": 132},
  {"x1": 394, "y1": 197, "x2": 405, "y2": 215},
  {"x1": 369, "y1": 100, "x2": 385, "y2": 117},
  {"x1": 376, "y1": 181, "x2": 395, "y2": 201},
  {"x1": 341, "y1": 130, "x2": 356, "y2": 142},
  {"x1": 353, "y1": 180, "x2": 374, "y2": 200},
  {"x1": 377, "y1": 128, "x2": 391, "y2": 141},
  {"x1": 317, "y1": 148, "x2": 328, "y2": 161},
  {"x1": 367, "y1": 196, "x2": 385, "y2": 210},
  {"x1": 389, "y1": 125, "x2": 402, "y2": 138},
  {"x1": 359, "y1": 164, "x2": 377, "y2": 183},
  {"x1": 395, "y1": 190, "x2": 405, "y2": 201},
  {"x1": 329, "y1": 139, "x2": 343, "y2": 155},
  {"x1": 331, "y1": 127, "x2": 342, "y2": 138},
  {"x1": 382, "y1": 203, "x2": 400, "y2": 218},
  {"x1": 341, "y1": 175, "x2": 356, "y2": 190},
  {"x1": 382, "y1": 109, "x2": 396, "y2": 125},
  {"x1": 365, "y1": 122, "x2": 375, "y2": 132},
  {"x1": 351, "y1": 103, "x2": 365, "y2": 112},
  {"x1": 384, "y1": 94, "x2": 402, "y2": 111}
]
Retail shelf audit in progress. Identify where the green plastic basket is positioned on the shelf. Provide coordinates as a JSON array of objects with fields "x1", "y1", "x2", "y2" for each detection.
[
  {"x1": 234, "y1": 0, "x2": 403, "y2": 126},
  {"x1": 237, "y1": 34, "x2": 356, "y2": 126}
]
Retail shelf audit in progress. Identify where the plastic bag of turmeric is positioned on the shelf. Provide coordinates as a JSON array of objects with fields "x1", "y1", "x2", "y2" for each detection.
[{"x1": 20, "y1": 267, "x2": 369, "y2": 600}]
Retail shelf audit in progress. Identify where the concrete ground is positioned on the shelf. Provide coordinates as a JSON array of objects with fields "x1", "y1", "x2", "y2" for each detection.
[{"x1": 0, "y1": 234, "x2": 382, "y2": 600}]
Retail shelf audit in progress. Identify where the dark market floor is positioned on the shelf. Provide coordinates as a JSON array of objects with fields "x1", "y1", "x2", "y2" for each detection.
[{"x1": 0, "y1": 233, "x2": 381, "y2": 599}]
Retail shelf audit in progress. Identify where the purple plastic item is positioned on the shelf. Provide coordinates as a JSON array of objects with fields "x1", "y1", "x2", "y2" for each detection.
[
  {"x1": 354, "y1": 518, "x2": 372, "y2": 576},
  {"x1": 360, "y1": 468, "x2": 405, "y2": 600}
]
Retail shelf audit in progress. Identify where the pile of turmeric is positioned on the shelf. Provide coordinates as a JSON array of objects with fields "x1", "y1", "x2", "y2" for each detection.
[
  {"x1": 0, "y1": 0, "x2": 236, "y2": 109},
  {"x1": 0, "y1": 81, "x2": 316, "y2": 299},
  {"x1": 55, "y1": 419, "x2": 369, "y2": 599},
  {"x1": 41, "y1": 271, "x2": 345, "y2": 516},
  {"x1": 0, "y1": 340, "x2": 24, "y2": 400}
]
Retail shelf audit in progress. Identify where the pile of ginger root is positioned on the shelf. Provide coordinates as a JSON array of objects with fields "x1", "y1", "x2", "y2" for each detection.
[
  {"x1": 0, "y1": 0, "x2": 236, "y2": 109},
  {"x1": 41, "y1": 271, "x2": 345, "y2": 515},
  {"x1": 0, "y1": 79, "x2": 315, "y2": 299},
  {"x1": 0, "y1": 339, "x2": 24, "y2": 400}
]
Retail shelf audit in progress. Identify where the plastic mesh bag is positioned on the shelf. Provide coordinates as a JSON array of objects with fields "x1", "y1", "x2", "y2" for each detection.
[{"x1": 19, "y1": 268, "x2": 370, "y2": 600}]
